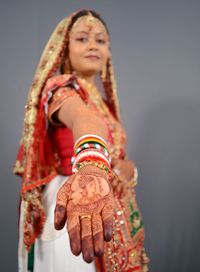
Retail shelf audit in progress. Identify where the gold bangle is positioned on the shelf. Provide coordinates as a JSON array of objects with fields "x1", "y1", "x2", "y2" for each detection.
[{"x1": 77, "y1": 160, "x2": 109, "y2": 173}]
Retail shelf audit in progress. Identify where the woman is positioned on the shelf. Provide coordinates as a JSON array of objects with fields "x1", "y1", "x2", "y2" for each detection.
[{"x1": 14, "y1": 10, "x2": 150, "y2": 272}]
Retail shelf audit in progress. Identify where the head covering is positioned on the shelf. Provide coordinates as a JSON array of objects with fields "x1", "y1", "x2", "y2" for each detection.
[{"x1": 14, "y1": 10, "x2": 121, "y2": 249}]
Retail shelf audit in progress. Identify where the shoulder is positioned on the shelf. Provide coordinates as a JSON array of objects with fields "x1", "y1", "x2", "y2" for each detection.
[
  {"x1": 44, "y1": 74, "x2": 74, "y2": 91},
  {"x1": 42, "y1": 74, "x2": 77, "y2": 101},
  {"x1": 42, "y1": 74, "x2": 89, "y2": 104}
]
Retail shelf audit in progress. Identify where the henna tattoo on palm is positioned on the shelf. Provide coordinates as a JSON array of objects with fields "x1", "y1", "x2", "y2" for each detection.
[{"x1": 54, "y1": 171, "x2": 115, "y2": 263}]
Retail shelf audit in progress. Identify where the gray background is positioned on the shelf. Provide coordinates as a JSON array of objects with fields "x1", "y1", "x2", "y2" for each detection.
[{"x1": 1, "y1": 0, "x2": 200, "y2": 271}]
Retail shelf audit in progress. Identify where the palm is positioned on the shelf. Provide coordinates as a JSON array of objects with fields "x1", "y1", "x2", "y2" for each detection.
[{"x1": 54, "y1": 172, "x2": 114, "y2": 263}]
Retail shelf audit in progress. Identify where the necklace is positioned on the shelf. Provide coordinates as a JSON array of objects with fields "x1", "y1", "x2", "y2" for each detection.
[{"x1": 77, "y1": 77, "x2": 110, "y2": 116}]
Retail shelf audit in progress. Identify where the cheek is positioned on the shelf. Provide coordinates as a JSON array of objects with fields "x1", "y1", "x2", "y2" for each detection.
[
  {"x1": 68, "y1": 42, "x2": 82, "y2": 60},
  {"x1": 68, "y1": 50, "x2": 82, "y2": 70},
  {"x1": 101, "y1": 48, "x2": 110, "y2": 63},
  {"x1": 69, "y1": 47, "x2": 78, "y2": 62}
]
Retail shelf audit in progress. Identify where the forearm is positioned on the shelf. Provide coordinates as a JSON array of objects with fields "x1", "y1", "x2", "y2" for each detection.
[
  {"x1": 72, "y1": 113, "x2": 108, "y2": 142},
  {"x1": 57, "y1": 97, "x2": 109, "y2": 175},
  {"x1": 58, "y1": 105, "x2": 108, "y2": 143}
]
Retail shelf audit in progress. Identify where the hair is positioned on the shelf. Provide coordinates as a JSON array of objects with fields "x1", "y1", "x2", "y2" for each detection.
[
  {"x1": 68, "y1": 10, "x2": 109, "y2": 34},
  {"x1": 60, "y1": 10, "x2": 109, "y2": 74}
]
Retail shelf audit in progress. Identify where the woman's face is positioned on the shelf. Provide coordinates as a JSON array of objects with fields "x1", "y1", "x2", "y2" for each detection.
[{"x1": 68, "y1": 17, "x2": 110, "y2": 78}]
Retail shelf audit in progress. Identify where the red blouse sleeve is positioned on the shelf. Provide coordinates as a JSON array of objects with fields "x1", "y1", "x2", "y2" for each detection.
[
  {"x1": 48, "y1": 87, "x2": 79, "y2": 125},
  {"x1": 42, "y1": 74, "x2": 89, "y2": 126}
]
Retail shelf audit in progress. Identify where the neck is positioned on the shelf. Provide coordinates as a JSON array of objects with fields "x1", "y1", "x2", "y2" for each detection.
[{"x1": 74, "y1": 71, "x2": 96, "y2": 85}]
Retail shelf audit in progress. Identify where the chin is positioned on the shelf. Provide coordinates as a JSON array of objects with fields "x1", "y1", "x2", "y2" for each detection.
[{"x1": 84, "y1": 62, "x2": 102, "y2": 71}]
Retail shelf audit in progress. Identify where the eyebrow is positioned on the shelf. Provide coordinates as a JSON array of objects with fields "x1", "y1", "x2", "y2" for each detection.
[{"x1": 75, "y1": 30, "x2": 106, "y2": 36}]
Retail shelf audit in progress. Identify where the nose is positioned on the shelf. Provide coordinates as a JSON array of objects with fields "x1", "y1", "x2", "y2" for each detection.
[{"x1": 88, "y1": 38, "x2": 98, "y2": 51}]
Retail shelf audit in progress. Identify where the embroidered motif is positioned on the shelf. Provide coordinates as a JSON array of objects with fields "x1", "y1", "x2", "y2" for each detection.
[{"x1": 129, "y1": 202, "x2": 144, "y2": 237}]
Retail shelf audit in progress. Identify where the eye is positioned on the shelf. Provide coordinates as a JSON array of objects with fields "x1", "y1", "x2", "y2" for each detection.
[
  {"x1": 76, "y1": 37, "x2": 88, "y2": 43},
  {"x1": 96, "y1": 38, "x2": 106, "y2": 44}
]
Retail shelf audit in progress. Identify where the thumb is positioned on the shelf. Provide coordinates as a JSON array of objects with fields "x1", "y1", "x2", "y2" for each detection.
[{"x1": 54, "y1": 179, "x2": 70, "y2": 230}]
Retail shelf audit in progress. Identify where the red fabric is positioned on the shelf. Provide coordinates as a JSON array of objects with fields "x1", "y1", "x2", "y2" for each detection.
[
  {"x1": 14, "y1": 75, "x2": 88, "y2": 193},
  {"x1": 14, "y1": 75, "x2": 87, "y2": 249},
  {"x1": 51, "y1": 126, "x2": 74, "y2": 175}
]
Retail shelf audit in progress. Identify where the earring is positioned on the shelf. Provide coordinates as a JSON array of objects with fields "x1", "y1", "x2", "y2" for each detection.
[{"x1": 101, "y1": 62, "x2": 107, "y2": 82}]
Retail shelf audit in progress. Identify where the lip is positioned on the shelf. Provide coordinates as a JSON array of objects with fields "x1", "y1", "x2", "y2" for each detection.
[{"x1": 85, "y1": 55, "x2": 100, "y2": 60}]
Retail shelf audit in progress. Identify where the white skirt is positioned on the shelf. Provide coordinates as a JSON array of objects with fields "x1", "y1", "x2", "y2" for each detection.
[{"x1": 18, "y1": 175, "x2": 95, "y2": 272}]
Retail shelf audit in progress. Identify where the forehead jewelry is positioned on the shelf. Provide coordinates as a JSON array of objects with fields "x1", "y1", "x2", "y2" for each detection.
[
  {"x1": 85, "y1": 12, "x2": 95, "y2": 30},
  {"x1": 71, "y1": 13, "x2": 107, "y2": 34}
]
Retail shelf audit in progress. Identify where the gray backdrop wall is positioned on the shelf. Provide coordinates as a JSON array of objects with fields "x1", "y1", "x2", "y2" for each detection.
[{"x1": 1, "y1": 0, "x2": 200, "y2": 271}]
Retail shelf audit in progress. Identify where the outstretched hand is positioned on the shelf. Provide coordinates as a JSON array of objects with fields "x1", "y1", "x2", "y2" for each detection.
[{"x1": 54, "y1": 170, "x2": 114, "y2": 263}]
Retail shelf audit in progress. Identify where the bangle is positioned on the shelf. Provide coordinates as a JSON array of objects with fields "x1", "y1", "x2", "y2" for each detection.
[
  {"x1": 74, "y1": 134, "x2": 108, "y2": 151},
  {"x1": 75, "y1": 160, "x2": 110, "y2": 173},
  {"x1": 73, "y1": 149, "x2": 111, "y2": 166},
  {"x1": 72, "y1": 134, "x2": 111, "y2": 174},
  {"x1": 73, "y1": 156, "x2": 110, "y2": 172},
  {"x1": 72, "y1": 150, "x2": 111, "y2": 173},
  {"x1": 75, "y1": 142, "x2": 109, "y2": 157}
]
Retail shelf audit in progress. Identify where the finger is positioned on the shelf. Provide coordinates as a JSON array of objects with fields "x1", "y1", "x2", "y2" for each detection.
[
  {"x1": 54, "y1": 182, "x2": 69, "y2": 230},
  {"x1": 81, "y1": 217, "x2": 94, "y2": 263},
  {"x1": 102, "y1": 199, "x2": 114, "y2": 241},
  {"x1": 54, "y1": 205, "x2": 66, "y2": 230},
  {"x1": 92, "y1": 214, "x2": 104, "y2": 257},
  {"x1": 67, "y1": 214, "x2": 81, "y2": 256}
]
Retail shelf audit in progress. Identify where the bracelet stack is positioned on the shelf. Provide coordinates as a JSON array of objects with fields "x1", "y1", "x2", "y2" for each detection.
[{"x1": 71, "y1": 134, "x2": 111, "y2": 173}]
